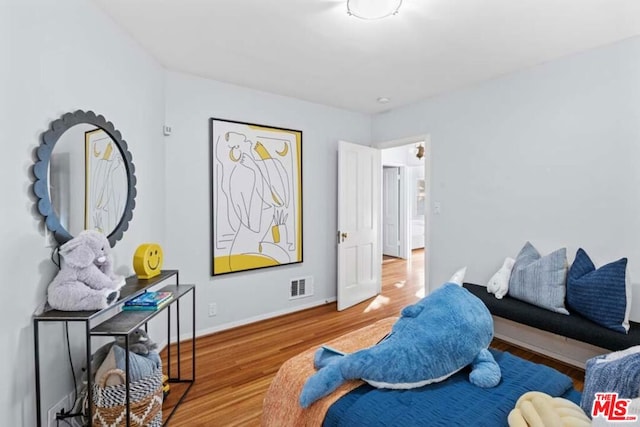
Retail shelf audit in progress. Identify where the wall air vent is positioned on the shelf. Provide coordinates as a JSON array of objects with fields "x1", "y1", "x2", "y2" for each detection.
[{"x1": 290, "y1": 276, "x2": 314, "y2": 300}]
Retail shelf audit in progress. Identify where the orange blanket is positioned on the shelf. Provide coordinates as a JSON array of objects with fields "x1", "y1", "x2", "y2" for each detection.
[{"x1": 261, "y1": 317, "x2": 397, "y2": 427}]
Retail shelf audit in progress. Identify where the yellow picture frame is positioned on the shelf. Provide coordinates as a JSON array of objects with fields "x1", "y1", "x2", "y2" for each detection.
[{"x1": 210, "y1": 118, "x2": 303, "y2": 276}]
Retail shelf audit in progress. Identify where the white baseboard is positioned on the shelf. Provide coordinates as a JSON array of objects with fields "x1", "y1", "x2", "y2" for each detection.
[
  {"x1": 157, "y1": 297, "x2": 337, "y2": 348},
  {"x1": 493, "y1": 316, "x2": 608, "y2": 369}
]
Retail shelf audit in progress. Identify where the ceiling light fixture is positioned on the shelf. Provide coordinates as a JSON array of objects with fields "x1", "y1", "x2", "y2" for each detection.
[{"x1": 347, "y1": 0, "x2": 402, "y2": 20}]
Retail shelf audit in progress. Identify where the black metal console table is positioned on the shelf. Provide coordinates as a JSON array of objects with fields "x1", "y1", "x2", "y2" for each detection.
[{"x1": 34, "y1": 270, "x2": 196, "y2": 426}]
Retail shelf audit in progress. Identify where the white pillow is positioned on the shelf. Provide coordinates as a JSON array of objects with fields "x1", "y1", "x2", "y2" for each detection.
[
  {"x1": 449, "y1": 267, "x2": 467, "y2": 286},
  {"x1": 487, "y1": 257, "x2": 515, "y2": 299}
]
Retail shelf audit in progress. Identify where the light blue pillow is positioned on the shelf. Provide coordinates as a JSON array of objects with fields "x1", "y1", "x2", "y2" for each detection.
[
  {"x1": 112, "y1": 345, "x2": 160, "y2": 382},
  {"x1": 508, "y1": 242, "x2": 569, "y2": 314},
  {"x1": 567, "y1": 248, "x2": 630, "y2": 334}
]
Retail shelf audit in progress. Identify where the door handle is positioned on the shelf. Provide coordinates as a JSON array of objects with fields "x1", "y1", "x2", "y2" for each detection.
[{"x1": 341, "y1": 232, "x2": 348, "y2": 242}]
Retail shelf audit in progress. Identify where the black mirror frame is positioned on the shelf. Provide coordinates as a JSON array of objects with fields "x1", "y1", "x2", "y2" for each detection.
[{"x1": 33, "y1": 110, "x2": 137, "y2": 247}]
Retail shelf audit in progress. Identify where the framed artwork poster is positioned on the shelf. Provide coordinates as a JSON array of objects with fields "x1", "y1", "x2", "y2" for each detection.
[{"x1": 210, "y1": 118, "x2": 303, "y2": 275}]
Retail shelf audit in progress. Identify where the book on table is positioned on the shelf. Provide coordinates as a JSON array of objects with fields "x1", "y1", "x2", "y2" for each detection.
[
  {"x1": 122, "y1": 297, "x2": 173, "y2": 311},
  {"x1": 124, "y1": 291, "x2": 173, "y2": 308}
]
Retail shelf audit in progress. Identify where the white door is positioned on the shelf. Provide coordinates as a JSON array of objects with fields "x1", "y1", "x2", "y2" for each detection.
[
  {"x1": 337, "y1": 141, "x2": 381, "y2": 311},
  {"x1": 382, "y1": 167, "x2": 400, "y2": 257}
]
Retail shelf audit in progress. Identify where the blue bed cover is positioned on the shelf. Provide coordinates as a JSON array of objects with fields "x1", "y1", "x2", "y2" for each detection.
[{"x1": 323, "y1": 349, "x2": 581, "y2": 427}]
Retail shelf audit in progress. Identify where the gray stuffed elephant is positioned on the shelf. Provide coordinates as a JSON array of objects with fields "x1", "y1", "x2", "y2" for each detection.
[{"x1": 47, "y1": 230, "x2": 126, "y2": 311}]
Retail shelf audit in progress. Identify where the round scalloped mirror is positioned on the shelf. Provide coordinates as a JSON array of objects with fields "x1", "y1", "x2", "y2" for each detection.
[{"x1": 33, "y1": 110, "x2": 137, "y2": 247}]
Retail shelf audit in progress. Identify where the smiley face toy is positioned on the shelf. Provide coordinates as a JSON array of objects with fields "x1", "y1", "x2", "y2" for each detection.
[{"x1": 133, "y1": 243, "x2": 164, "y2": 279}]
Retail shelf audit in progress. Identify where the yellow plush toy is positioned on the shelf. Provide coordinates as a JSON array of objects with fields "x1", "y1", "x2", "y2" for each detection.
[{"x1": 508, "y1": 391, "x2": 591, "y2": 427}]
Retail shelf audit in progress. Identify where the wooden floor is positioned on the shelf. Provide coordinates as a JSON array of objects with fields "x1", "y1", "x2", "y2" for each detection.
[{"x1": 162, "y1": 249, "x2": 584, "y2": 426}]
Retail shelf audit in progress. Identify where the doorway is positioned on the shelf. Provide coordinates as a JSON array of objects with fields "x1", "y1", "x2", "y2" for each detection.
[
  {"x1": 373, "y1": 134, "x2": 431, "y2": 293},
  {"x1": 380, "y1": 140, "x2": 427, "y2": 256}
]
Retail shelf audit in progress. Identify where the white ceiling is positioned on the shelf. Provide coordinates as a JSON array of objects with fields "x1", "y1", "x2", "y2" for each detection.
[{"x1": 93, "y1": 0, "x2": 640, "y2": 114}]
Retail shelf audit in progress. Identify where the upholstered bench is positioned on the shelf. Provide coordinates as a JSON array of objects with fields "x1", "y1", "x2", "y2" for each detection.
[{"x1": 464, "y1": 283, "x2": 640, "y2": 352}]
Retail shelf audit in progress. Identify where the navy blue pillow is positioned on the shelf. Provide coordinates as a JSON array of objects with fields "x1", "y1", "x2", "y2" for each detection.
[{"x1": 567, "y1": 248, "x2": 629, "y2": 334}]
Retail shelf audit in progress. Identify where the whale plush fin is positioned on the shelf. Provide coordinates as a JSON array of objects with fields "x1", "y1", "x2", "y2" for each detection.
[
  {"x1": 300, "y1": 361, "x2": 347, "y2": 408},
  {"x1": 400, "y1": 303, "x2": 424, "y2": 318},
  {"x1": 314, "y1": 346, "x2": 346, "y2": 369},
  {"x1": 469, "y1": 348, "x2": 501, "y2": 388}
]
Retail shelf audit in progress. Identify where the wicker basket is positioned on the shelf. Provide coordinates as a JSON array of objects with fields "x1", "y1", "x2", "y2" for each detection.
[{"x1": 91, "y1": 367, "x2": 163, "y2": 427}]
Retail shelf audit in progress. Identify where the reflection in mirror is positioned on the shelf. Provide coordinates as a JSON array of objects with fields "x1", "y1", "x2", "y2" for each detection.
[
  {"x1": 34, "y1": 110, "x2": 136, "y2": 247},
  {"x1": 49, "y1": 124, "x2": 127, "y2": 237},
  {"x1": 84, "y1": 128, "x2": 127, "y2": 235}
]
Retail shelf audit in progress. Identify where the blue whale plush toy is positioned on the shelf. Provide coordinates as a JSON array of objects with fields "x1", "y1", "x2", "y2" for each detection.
[{"x1": 299, "y1": 281, "x2": 501, "y2": 408}]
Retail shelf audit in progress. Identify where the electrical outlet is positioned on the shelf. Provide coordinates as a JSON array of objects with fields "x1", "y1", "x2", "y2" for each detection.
[
  {"x1": 208, "y1": 302, "x2": 217, "y2": 317},
  {"x1": 47, "y1": 394, "x2": 68, "y2": 427}
]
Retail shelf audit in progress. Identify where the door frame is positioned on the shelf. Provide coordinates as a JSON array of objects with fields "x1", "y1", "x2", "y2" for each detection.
[{"x1": 374, "y1": 134, "x2": 432, "y2": 293}]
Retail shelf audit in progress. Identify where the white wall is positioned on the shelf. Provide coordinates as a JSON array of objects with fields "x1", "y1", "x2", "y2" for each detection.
[
  {"x1": 372, "y1": 36, "x2": 640, "y2": 320},
  {"x1": 1, "y1": 0, "x2": 166, "y2": 425},
  {"x1": 164, "y1": 71, "x2": 371, "y2": 335}
]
